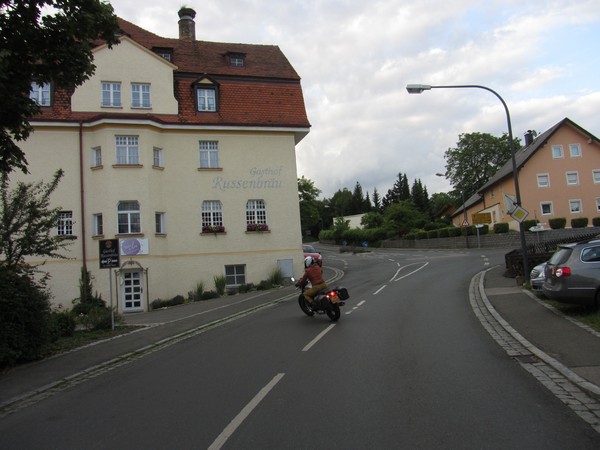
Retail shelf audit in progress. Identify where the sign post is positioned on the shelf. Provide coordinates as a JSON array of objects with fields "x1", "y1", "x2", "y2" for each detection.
[{"x1": 99, "y1": 239, "x2": 120, "y2": 330}]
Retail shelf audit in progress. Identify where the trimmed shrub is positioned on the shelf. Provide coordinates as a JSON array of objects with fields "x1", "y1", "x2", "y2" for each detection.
[
  {"x1": 475, "y1": 224, "x2": 489, "y2": 235},
  {"x1": 523, "y1": 219, "x2": 538, "y2": 230},
  {"x1": 437, "y1": 228, "x2": 450, "y2": 238},
  {"x1": 426, "y1": 230, "x2": 438, "y2": 239},
  {"x1": 549, "y1": 217, "x2": 567, "y2": 229},
  {"x1": 49, "y1": 309, "x2": 76, "y2": 340},
  {"x1": 571, "y1": 217, "x2": 589, "y2": 228},
  {"x1": 593, "y1": 217, "x2": 600, "y2": 227},
  {"x1": 449, "y1": 227, "x2": 462, "y2": 237},
  {"x1": 78, "y1": 306, "x2": 117, "y2": 331},
  {"x1": 201, "y1": 290, "x2": 219, "y2": 300},
  {"x1": 493, "y1": 222, "x2": 509, "y2": 234},
  {"x1": 415, "y1": 231, "x2": 428, "y2": 240},
  {"x1": 257, "y1": 280, "x2": 273, "y2": 290}
]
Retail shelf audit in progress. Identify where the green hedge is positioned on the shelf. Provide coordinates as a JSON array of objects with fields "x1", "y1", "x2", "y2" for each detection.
[
  {"x1": 549, "y1": 217, "x2": 567, "y2": 229},
  {"x1": 571, "y1": 217, "x2": 588, "y2": 228},
  {"x1": 493, "y1": 222, "x2": 509, "y2": 233},
  {"x1": 594, "y1": 217, "x2": 600, "y2": 227}
]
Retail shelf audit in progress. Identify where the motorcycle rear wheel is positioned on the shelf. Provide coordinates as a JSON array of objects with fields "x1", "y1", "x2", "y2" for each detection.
[
  {"x1": 298, "y1": 294, "x2": 315, "y2": 317},
  {"x1": 326, "y1": 304, "x2": 341, "y2": 322}
]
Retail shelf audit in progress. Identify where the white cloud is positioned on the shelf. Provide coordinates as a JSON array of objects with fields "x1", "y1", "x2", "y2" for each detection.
[{"x1": 112, "y1": 0, "x2": 600, "y2": 198}]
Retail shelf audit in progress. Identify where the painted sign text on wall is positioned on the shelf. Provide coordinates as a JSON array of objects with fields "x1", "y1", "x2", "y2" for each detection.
[{"x1": 212, "y1": 166, "x2": 284, "y2": 191}]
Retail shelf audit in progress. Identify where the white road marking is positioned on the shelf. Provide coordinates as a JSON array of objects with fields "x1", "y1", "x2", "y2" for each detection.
[
  {"x1": 302, "y1": 324, "x2": 336, "y2": 352},
  {"x1": 208, "y1": 373, "x2": 285, "y2": 450}
]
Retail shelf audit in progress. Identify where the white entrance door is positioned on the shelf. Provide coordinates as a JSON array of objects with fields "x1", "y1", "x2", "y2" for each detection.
[{"x1": 122, "y1": 270, "x2": 144, "y2": 312}]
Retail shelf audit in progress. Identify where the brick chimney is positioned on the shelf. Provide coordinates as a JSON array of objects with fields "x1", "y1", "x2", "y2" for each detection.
[
  {"x1": 178, "y1": 7, "x2": 196, "y2": 41},
  {"x1": 524, "y1": 130, "x2": 534, "y2": 146}
]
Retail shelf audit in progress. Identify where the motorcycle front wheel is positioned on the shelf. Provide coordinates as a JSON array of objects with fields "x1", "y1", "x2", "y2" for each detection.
[
  {"x1": 326, "y1": 304, "x2": 341, "y2": 322},
  {"x1": 298, "y1": 294, "x2": 315, "y2": 317}
]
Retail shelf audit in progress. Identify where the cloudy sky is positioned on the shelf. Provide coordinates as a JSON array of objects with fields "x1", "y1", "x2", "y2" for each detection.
[{"x1": 112, "y1": 0, "x2": 600, "y2": 199}]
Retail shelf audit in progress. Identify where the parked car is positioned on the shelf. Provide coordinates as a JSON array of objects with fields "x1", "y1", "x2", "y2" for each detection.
[
  {"x1": 530, "y1": 262, "x2": 547, "y2": 291},
  {"x1": 542, "y1": 239, "x2": 600, "y2": 308},
  {"x1": 302, "y1": 244, "x2": 323, "y2": 266}
]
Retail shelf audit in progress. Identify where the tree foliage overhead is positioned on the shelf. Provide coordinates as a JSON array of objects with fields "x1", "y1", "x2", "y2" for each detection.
[
  {"x1": 0, "y1": 0, "x2": 121, "y2": 174},
  {"x1": 443, "y1": 132, "x2": 520, "y2": 201}
]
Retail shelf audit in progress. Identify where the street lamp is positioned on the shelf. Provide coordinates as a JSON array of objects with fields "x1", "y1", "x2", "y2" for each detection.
[{"x1": 408, "y1": 83, "x2": 529, "y2": 280}]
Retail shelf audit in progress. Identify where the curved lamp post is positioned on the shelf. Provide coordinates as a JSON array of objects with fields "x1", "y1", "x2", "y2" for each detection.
[{"x1": 407, "y1": 84, "x2": 529, "y2": 280}]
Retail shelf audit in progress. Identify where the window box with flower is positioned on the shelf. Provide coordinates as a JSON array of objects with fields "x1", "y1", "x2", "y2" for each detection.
[
  {"x1": 246, "y1": 223, "x2": 269, "y2": 232},
  {"x1": 202, "y1": 225, "x2": 226, "y2": 234}
]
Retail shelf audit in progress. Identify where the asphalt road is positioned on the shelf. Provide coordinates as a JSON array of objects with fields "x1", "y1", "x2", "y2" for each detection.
[{"x1": 1, "y1": 246, "x2": 600, "y2": 449}]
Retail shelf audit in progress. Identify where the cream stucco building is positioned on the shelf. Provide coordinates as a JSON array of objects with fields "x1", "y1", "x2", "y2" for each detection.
[{"x1": 18, "y1": 9, "x2": 311, "y2": 312}]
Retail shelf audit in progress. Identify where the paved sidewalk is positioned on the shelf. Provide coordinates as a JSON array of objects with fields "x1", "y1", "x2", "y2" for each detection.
[{"x1": 482, "y1": 264, "x2": 600, "y2": 398}]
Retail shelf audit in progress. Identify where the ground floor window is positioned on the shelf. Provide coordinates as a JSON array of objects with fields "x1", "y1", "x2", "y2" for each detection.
[{"x1": 225, "y1": 265, "x2": 246, "y2": 286}]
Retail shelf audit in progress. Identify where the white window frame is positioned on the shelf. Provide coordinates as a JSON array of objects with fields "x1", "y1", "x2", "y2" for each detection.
[
  {"x1": 102, "y1": 82, "x2": 121, "y2": 107},
  {"x1": 593, "y1": 170, "x2": 600, "y2": 184},
  {"x1": 540, "y1": 202, "x2": 553, "y2": 216},
  {"x1": 118, "y1": 201, "x2": 141, "y2": 234},
  {"x1": 551, "y1": 145, "x2": 564, "y2": 159},
  {"x1": 566, "y1": 171, "x2": 579, "y2": 185},
  {"x1": 199, "y1": 141, "x2": 219, "y2": 168},
  {"x1": 246, "y1": 199, "x2": 267, "y2": 225},
  {"x1": 197, "y1": 88, "x2": 217, "y2": 111},
  {"x1": 596, "y1": 198, "x2": 600, "y2": 213},
  {"x1": 131, "y1": 83, "x2": 151, "y2": 108},
  {"x1": 155, "y1": 212, "x2": 166, "y2": 234},
  {"x1": 57, "y1": 211, "x2": 74, "y2": 236},
  {"x1": 93, "y1": 213, "x2": 103, "y2": 236},
  {"x1": 116, "y1": 136, "x2": 139, "y2": 165},
  {"x1": 569, "y1": 199, "x2": 582, "y2": 214},
  {"x1": 569, "y1": 143, "x2": 582, "y2": 158},
  {"x1": 536, "y1": 173, "x2": 549, "y2": 188},
  {"x1": 225, "y1": 264, "x2": 246, "y2": 286},
  {"x1": 201, "y1": 200, "x2": 223, "y2": 230},
  {"x1": 153, "y1": 147, "x2": 163, "y2": 167},
  {"x1": 30, "y1": 82, "x2": 51, "y2": 106},
  {"x1": 91, "y1": 146, "x2": 102, "y2": 167}
]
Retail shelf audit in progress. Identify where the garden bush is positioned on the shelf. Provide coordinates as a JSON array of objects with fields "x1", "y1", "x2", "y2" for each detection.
[
  {"x1": 522, "y1": 219, "x2": 538, "y2": 230},
  {"x1": 593, "y1": 217, "x2": 600, "y2": 227},
  {"x1": 201, "y1": 290, "x2": 219, "y2": 300},
  {"x1": 549, "y1": 217, "x2": 567, "y2": 229},
  {"x1": 448, "y1": 227, "x2": 462, "y2": 237},
  {"x1": 0, "y1": 269, "x2": 52, "y2": 368},
  {"x1": 493, "y1": 222, "x2": 509, "y2": 234},
  {"x1": 437, "y1": 228, "x2": 450, "y2": 238},
  {"x1": 49, "y1": 308, "x2": 76, "y2": 340},
  {"x1": 571, "y1": 217, "x2": 588, "y2": 228},
  {"x1": 78, "y1": 306, "x2": 117, "y2": 331}
]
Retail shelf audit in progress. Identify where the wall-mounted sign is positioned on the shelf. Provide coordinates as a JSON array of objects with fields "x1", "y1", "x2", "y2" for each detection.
[
  {"x1": 119, "y1": 238, "x2": 149, "y2": 256},
  {"x1": 99, "y1": 239, "x2": 120, "y2": 269}
]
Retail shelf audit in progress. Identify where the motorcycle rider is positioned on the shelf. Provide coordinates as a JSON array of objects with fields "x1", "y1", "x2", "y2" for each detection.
[{"x1": 296, "y1": 256, "x2": 328, "y2": 305}]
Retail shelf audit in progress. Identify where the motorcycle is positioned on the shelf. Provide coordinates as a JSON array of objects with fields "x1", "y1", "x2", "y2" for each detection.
[{"x1": 292, "y1": 278, "x2": 349, "y2": 322}]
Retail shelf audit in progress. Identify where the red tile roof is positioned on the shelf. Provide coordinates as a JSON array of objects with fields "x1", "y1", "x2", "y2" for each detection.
[{"x1": 34, "y1": 17, "x2": 310, "y2": 129}]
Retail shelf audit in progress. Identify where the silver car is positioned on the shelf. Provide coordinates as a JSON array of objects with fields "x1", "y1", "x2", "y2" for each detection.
[
  {"x1": 542, "y1": 239, "x2": 600, "y2": 308},
  {"x1": 530, "y1": 262, "x2": 547, "y2": 291}
]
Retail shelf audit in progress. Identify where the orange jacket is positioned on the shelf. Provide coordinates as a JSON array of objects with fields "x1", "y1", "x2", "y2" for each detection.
[{"x1": 298, "y1": 264, "x2": 325, "y2": 286}]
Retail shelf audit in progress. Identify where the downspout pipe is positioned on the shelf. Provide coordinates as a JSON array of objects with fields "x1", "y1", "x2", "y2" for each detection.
[{"x1": 79, "y1": 121, "x2": 88, "y2": 300}]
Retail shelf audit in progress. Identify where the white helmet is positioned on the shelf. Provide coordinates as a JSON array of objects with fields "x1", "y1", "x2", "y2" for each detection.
[{"x1": 304, "y1": 256, "x2": 314, "y2": 268}]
